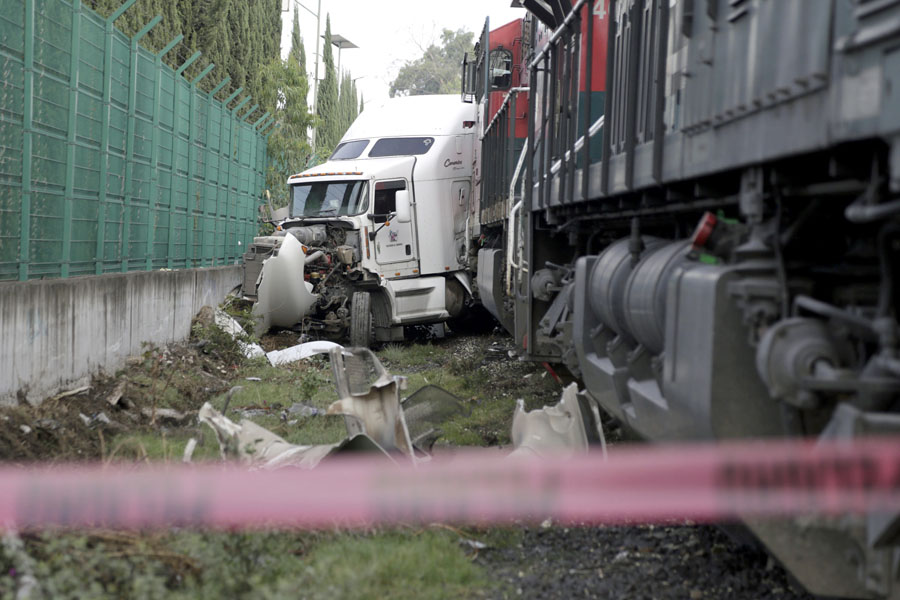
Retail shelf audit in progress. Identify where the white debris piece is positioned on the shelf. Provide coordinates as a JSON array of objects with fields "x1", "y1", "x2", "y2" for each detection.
[
  {"x1": 213, "y1": 309, "x2": 265, "y2": 359},
  {"x1": 197, "y1": 402, "x2": 390, "y2": 470},
  {"x1": 251, "y1": 234, "x2": 319, "y2": 337},
  {"x1": 182, "y1": 438, "x2": 197, "y2": 463},
  {"x1": 509, "y1": 383, "x2": 593, "y2": 459},
  {"x1": 266, "y1": 340, "x2": 342, "y2": 366},
  {"x1": 327, "y1": 347, "x2": 415, "y2": 458}
]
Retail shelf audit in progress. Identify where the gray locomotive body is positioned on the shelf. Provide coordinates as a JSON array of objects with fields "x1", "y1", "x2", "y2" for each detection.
[{"x1": 474, "y1": 1, "x2": 900, "y2": 597}]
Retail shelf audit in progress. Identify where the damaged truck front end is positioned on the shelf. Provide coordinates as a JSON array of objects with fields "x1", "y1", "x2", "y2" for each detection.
[
  {"x1": 242, "y1": 173, "x2": 381, "y2": 342},
  {"x1": 242, "y1": 95, "x2": 479, "y2": 346}
]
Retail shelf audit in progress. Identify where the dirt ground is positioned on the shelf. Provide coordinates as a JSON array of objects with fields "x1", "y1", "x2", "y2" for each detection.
[{"x1": 0, "y1": 310, "x2": 812, "y2": 599}]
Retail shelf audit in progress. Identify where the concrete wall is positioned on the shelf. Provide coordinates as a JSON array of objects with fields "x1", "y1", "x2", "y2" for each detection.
[{"x1": 0, "y1": 266, "x2": 241, "y2": 406}]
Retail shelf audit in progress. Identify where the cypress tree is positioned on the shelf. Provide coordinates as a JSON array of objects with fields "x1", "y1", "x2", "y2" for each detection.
[
  {"x1": 316, "y1": 14, "x2": 339, "y2": 154},
  {"x1": 290, "y1": 6, "x2": 303, "y2": 64}
]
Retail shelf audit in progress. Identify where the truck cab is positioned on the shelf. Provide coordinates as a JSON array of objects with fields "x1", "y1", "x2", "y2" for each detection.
[{"x1": 242, "y1": 95, "x2": 478, "y2": 345}]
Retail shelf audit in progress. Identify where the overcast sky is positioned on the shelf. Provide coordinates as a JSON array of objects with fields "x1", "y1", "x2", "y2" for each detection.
[{"x1": 278, "y1": 0, "x2": 526, "y2": 109}]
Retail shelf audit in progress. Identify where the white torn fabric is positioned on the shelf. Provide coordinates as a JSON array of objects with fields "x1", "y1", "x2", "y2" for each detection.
[
  {"x1": 251, "y1": 234, "x2": 319, "y2": 337},
  {"x1": 213, "y1": 309, "x2": 265, "y2": 359},
  {"x1": 266, "y1": 341, "x2": 342, "y2": 366},
  {"x1": 197, "y1": 402, "x2": 390, "y2": 470},
  {"x1": 508, "y1": 383, "x2": 590, "y2": 459}
]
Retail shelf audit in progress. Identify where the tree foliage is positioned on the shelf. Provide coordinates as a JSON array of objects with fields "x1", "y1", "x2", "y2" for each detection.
[
  {"x1": 389, "y1": 29, "x2": 473, "y2": 97},
  {"x1": 315, "y1": 15, "x2": 340, "y2": 155},
  {"x1": 83, "y1": 0, "x2": 280, "y2": 105},
  {"x1": 338, "y1": 71, "x2": 359, "y2": 138},
  {"x1": 82, "y1": 0, "x2": 313, "y2": 209},
  {"x1": 255, "y1": 3, "x2": 314, "y2": 208}
]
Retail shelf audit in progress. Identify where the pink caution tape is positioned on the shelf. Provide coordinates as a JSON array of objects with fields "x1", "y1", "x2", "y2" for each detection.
[{"x1": 1, "y1": 437, "x2": 899, "y2": 530}]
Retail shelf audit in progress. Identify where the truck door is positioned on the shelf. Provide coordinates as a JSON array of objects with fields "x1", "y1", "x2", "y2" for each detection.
[{"x1": 372, "y1": 179, "x2": 418, "y2": 272}]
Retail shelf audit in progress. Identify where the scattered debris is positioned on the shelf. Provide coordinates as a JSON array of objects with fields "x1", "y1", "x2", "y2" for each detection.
[
  {"x1": 182, "y1": 438, "x2": 197, "y2": 463},
  {"x1": 267, "y1": 340, "x2": 342, "y2": 366},
  {"x1": 79, "y1": 412, "x2": 111, "y2": 428},
  {"x1": 106, "y1": 379, "x2": 127, "y2": 406},
  {"x1": 460, "y1": 538, "x2": 489, "y2": 551},
  {"x1": 509, "y1": 383, "x2": 606, "y2": 459},
  {"x1": 245, "y1": 377, "x2": 262, "y2": 382},
  {"x1": 202, "y1": 304, "x2": 341, "y2": 368},
  {"x1": 202, "y1": 307, "x2": 265, "y2": 359},
  {"x1": 286, "y1": 403, "x2": 322, "y2": 417},
  {"x1": 19, "y1": 425, "x2": 31, "y2": 435},
  {"x1": 141, "y1": 407, "x2": 189, "y2": 425},
  {"x1": 198, "y1": 402, "x2": 390, "y2": 469},
  {"x1": 51, "y1": 385, "x2": 91, "y2": 401},
  {"x1": 220, "y1": 385, "x2": 244, "y2": 415},
  {"x1": 328, "y1": 347, "x2": 414, "y2": 456},
  {"x1": 401, "y1": 385, "x2": 470, "y2": 452}
]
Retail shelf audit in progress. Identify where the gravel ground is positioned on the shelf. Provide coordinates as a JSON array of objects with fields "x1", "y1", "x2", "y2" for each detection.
[
  {"x1": 478, "y1": 524, "x2": 811, "y2": 600},
  {"x1": 429, "y1": 330, "x2": 815, "y2": 600}
]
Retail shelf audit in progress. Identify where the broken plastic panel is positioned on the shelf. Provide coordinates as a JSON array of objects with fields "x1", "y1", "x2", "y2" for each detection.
[
  {"x1": 401, "y1": 385, "x2": 471, "y2": 452},
  {"x1": 509, "y1": 383, "x2": 607, "y2": 459},
  {"x1": 328, "y1": 347, "x2": 415, "y2": 457},
  {"x1": 251, "y1": 234, "x2": 319, "y2": 336}
]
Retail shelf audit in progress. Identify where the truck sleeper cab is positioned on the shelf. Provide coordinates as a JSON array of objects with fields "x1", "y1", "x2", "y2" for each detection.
[{"x1": 242, "y1": 95, "x2": 477, "y2": 345}]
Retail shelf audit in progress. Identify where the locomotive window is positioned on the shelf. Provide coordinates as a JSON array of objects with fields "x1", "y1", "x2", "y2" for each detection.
[
  {"x1": 368, "y1": 137, "x2": 435, "y2": 157},
  {"x1": 489, "y1": 48, "x2": 513, "y2": 90},
  {"x1": 372, "y1": 180, "x2": 406, "y2": 223},
  {"x1": 331, "y1": 139, "x2": 369, "y2": 160}
]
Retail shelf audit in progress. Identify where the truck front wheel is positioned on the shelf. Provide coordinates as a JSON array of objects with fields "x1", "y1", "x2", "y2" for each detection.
[{"x1": 350, "y1": 291, "x2": 375, "y2": 347}]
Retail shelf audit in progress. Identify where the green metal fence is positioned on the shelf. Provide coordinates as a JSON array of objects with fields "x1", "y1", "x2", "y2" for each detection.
[{"x1": 0, "y1": 0, "x2": 270, "y2": 281}]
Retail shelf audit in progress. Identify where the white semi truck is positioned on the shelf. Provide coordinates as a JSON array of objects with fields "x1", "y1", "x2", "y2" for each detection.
[{"x1": 242, "y1": 95, "x2": 481, "y2": 345}]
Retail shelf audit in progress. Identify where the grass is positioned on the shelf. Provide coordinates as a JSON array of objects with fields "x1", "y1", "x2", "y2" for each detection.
[
  {"x1": 2, "y1": 321, "x2": 564, "y2": 599},
  {"x1": 1, "y1": 528, "x2": 501, "y2": 599}
]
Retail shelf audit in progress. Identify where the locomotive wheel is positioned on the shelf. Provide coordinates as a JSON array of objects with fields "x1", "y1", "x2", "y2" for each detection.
[{"x1": 350, "y1": 291, "x2": 374, "y2": 347}]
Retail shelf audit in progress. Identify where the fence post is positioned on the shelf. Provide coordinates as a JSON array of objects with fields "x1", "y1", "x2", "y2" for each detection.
[
  {"x1": 19, "y1": 0, "x2": 34, "y2": 281},
  {"x1": 60, "y1": 0, "x2": 83, "y2": 278},
  {"x1": 121, "y1": 15, "x2": 161, "y2": 273},
  {"x1": 239, "y1": 104, "x2": 259, "y2": 123},
  {"x1": 146, "y1": 34, "x2": 182, "y2": 271},
  {"x1": 95, "y1": 0, "x2": 137, "y2": 275},
  {"x1": 252, "y1": 111, "x2": 271, "y2": 129},
  {"x1": 167, "y1": 51, "x2": 200, "y2": 268},
  {"x1": 208, "y1": 78, "x2": 229, "y2": 263},
  {"x1": 220, "y1": 87, "x2": 241, "y2": 263},
  {"x1": 191, "y1": 64, "x2": 214, "y2": 266},
  {"x1": 209, "y1": 76, "x2": 230, "y2": 99}
]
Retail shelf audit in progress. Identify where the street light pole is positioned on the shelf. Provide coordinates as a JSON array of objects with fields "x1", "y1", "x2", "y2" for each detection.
[{"x1": 294, "y1": 0, "x2": 322, "y2": 146}]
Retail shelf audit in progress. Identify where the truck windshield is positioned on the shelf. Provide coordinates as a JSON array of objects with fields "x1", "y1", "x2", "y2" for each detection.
[
  {"x1": 331, "y1": 140, "x2": 369, "y2": 159},
  {"x1": 290, "y1": 181, "x2": 368, "y2": 218}
]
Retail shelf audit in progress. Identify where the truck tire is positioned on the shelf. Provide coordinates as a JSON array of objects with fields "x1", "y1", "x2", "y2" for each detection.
[{"x1": 350, "y1": 291, "x2": 374, "y2": 347}]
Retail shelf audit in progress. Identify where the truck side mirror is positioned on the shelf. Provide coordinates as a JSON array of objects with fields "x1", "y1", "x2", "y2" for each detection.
[{"x1": 395, "y1": 190, "x2": 411, "y2": 223}]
